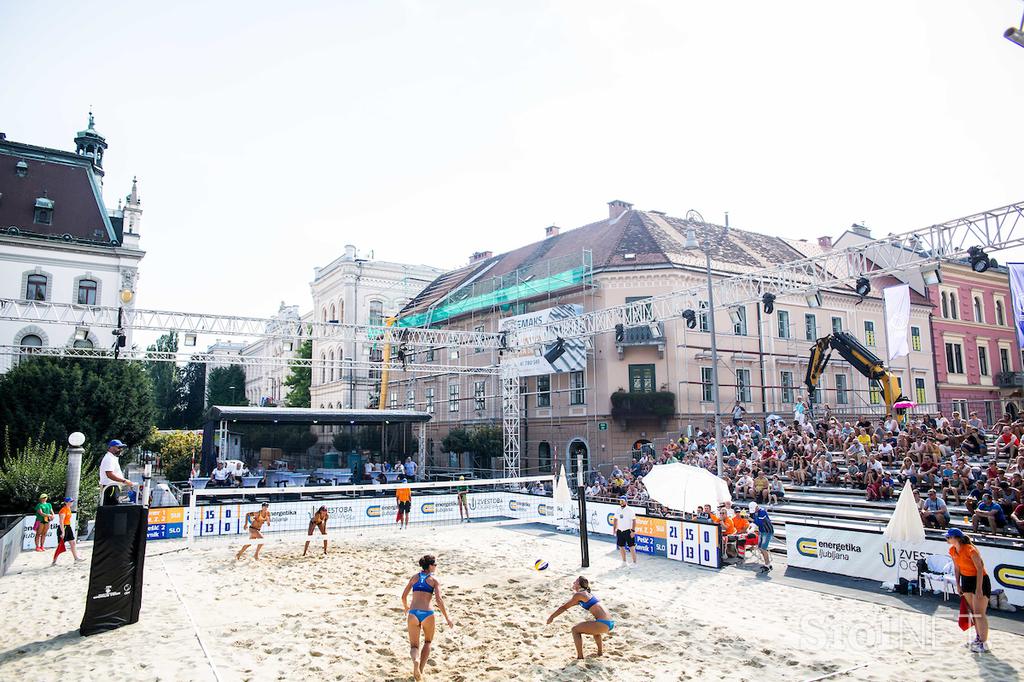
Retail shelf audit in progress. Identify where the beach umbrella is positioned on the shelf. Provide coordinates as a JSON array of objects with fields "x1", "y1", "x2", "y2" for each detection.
[
  {"x1": 882, "y1": 481, "x2": 926, "y2": 586},
  {"x1": 554, "y1": 465, "x2": 572, "y2": 506},
  {"x1": 641, "y1": 463, "x2": 732, "y2": 512}
]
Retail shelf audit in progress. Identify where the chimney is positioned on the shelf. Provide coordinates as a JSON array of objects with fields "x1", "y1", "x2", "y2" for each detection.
[
  {"x1": 607, "y1": 199, "x2": 633, "y2": 220},
  {"x1": 470, "y1": 250, "x2": 493, "y2": 263},
  {"x1": 545, "y1": 225, "x2": 560, "y2": 238},
  {"x1": 342, "y1": 244, "x2": 357, "y2": 260},
  {"x1": 850, "y1": 222, "x2": 871, "y2": 238},
  {"x1": 817, "y1": 236, "x2": 832, "y2": 250}
]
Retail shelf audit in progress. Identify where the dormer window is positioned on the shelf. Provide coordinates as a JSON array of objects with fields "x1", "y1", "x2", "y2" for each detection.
[
  {"x1": 34, "y1": 197, "x2": 54, "y2": 225},
  {"x1": 15, "y1": 160, "x2": 28, "y2": 177}
]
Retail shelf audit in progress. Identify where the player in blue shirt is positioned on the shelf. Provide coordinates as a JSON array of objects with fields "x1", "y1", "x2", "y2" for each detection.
[{"x1": 749, "y1": 501, "x2": 774, "y2": 573}]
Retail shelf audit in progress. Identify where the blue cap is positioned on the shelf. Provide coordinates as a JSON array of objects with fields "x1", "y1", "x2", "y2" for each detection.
[
  {"x1": 945, "y1": 528, "x2": 966, "y2": 540},
  {"x1": 619, "y1": 496, "x2": 627, "y2": 501},
  {"x1": 63, "y1": 496, "x2": 73, "y2": 502},
  {"x1": 108, "y1": 439, "x2": 126, "y2": 448}
]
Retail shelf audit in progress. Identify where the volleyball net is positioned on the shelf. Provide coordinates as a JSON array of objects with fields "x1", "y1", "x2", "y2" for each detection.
[{"x1": 183, "y1": 475, "x2": 560, "y2": 546}]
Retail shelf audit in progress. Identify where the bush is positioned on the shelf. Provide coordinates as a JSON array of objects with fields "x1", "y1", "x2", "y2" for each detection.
[
  {"x1": 153, "y1": 431, "x2": 202, "y2": 482},
  {"x1": 0, "y1": 430, "x2": 98, "y2": 532}
]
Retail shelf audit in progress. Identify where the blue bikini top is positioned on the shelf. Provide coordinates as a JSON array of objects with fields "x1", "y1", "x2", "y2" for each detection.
[
  {"x1": 412, "y1": 572, "x2": 434, "y2": 594},
  {"x1": 578, "y1": 594, "x2": 599, "y2": 611}
]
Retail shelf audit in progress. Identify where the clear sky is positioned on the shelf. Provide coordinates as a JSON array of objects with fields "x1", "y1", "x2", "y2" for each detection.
[{"x1": 2, "y1": 1, "x2": 1023, "y2": 334}]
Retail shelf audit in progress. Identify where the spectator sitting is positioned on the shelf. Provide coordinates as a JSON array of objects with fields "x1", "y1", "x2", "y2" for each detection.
[
  {"x1": 752, "y1": 470, "x2": 770, "y2": 504},
  {"x1": 878, "y1": 473, "x2": 895, "y2": 501},
  {"x1": 996, "y1": 426, "x2": 1019, "y2": 460},
  {"x1": 944, "y1": 471, "x2": 968, "y2": 506},
  {"x1": 1011, "y1": 502, "x2": 1024, "y2": 536},
  {"x1": 920, "y1": 489, "x2": 950, "y2": 529},
  {"x1": 965, "y1": 480, "x2": 989, "y2": 515},
  {"x1": 209, "y1": 461, "x2": 233, "y2": 487},
  {"x1": 973, "y1": 493, "x2": 1007, "y2": 533},
  {"x1": 734, "y1": 472, "x2": 753, "y2": 500},
  {"x1": 768, "y1": 475, "x2": 785, "y2": 506}
]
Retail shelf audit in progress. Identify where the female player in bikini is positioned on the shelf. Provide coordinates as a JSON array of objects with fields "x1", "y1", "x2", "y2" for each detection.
[
  {"x1": 303, "y1": 505, "x2": 329, "y2": 556},
  {"x1": 236, "y1": 502, "x2": 270, "y2": 560},
  {"x1": 400, "y1": 554, "x2": 454, "y2": 680},
  {"x1": 546, "y1": 576, "x2": 615, "y2": 659}
]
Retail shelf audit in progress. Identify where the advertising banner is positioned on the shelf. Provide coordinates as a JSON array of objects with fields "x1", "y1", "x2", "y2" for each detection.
[
  {"x1": 883, "y1": 284, "x2": 911, "y2": 362},
  {"x1": 146, "y1": 507, "x2": 184, "y2": 540},
  {"x1": 1009, "y1": 263, "x2": 1024, "y2": 350},
  {"x1": 22, "y1": 514, "x2": 78, "y2": 550},
  {"x1": 498, "y1": 304, "x2": 586, "y2": 377},
  {"x1": 634, "y1": 516, "x2": 667, "y2": 557},
  {"x1": 786, "y1": 522, "x2": 1024, "y2": 607}
]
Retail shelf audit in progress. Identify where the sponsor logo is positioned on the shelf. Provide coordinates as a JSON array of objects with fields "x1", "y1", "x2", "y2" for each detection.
[
  {"x1": 538, "y1": 504, "x2": 552, "y2": 516},
  {"x1": 879, "y1": 543, "x2": 932, "y2": 571},
  {"x1": 797, "y1": 538, "x2": 819, "y2": 557},
  {"x1": 607, "y1": 513, "x2": 615, "y2": 527},
  {"x1": 880, "y1": 543, "x2": 896, "y2": 568},
  {"x1": 123, "y1": 583, "x2": 132, "y2": 594},
  {"x1": 92, "y1": 584, "x2": 125, "y2": 600},
  {"x1": 994, "y1": 564, "x2": 1024, "y2": 589},
  {"x1": 420, "y1": 503, "x2": 436, "y2": 514},
  {"x1": 468, "y1": 496, "x2": 503, "y2": 512},
  {"x1": 508, "y1": 499, "x2": 530, "y2": 512},
  {"x1": 366, "y1": 505, "x2": 382, "y2": 518}
]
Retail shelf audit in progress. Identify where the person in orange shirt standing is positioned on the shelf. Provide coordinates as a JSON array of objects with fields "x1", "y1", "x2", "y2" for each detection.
[
  {"x1": 947, "y1": 528, "x2": 991, "y2": 653},
  {"x1": 51, "y1": 497, "x2": 83, "y2": 564},
  {"x1": 396, "y1": 479, "x2": 412, "y2": 529}
]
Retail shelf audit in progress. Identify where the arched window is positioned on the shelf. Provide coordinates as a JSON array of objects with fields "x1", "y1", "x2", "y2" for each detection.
[
  {"x1": 320, "y1": 353, "x2": 327, "y2": 384},
  {"x1": 997, "y1": 300, "x2": 1006, "y2": 326},
  {"x1": 26, "y1": 274, "x2": 47, "y2": 301},
  {"x1": 20, "y1": 334, "x2": 42, "y2": 350},
  {"x1": 322, "y1": 307, "x2": 328, "y2": 323},
  {"x1": 77, "y1": 279, "x2": 98, "y2": 305},
  {"x1": 72, "y1": 338, "x2": 93, "y2": 349},
  {"x1": 949, "y1": 294, "x2": 958, "y2": 320},
  {"x1": 368, "y1": 300, "x2": 384, "y2": 327},
  {"x1": 329, "y1": 350, "x2": 335, "y2": 382},
  {"x1": 329, "y1": 304, "x2": 336, "y2": 323},
  {"x1": 538, "y1": 442, "x2": 552, "y2": 473},
  {"x1": 337, "y1": 300, "x2": 344, "y2": 324},
  {"x1": 940, "y1": 292, "x2": 948, "y2": 318}
]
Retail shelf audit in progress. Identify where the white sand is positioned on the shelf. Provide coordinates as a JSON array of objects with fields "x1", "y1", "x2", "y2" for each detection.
[{"x1": 1, "y1": 523, "x2": 1022, "y2": 681}]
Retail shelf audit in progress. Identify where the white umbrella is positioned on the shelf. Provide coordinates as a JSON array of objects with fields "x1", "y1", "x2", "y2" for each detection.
[
  {"x1": 882, "y1": 481, "x2": 926, "y2": 586},
  {"x1": 641, "y1": 463, "x2": 732, "y2": 512},
  {"x1": 553, "y1": 465, "x2": 573, "y2": 530}
]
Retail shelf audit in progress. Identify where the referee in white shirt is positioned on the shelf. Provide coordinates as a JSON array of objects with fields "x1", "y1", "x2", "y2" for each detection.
[{"x1": 99, "y1": 439, "x2": 136, "y2": 506}]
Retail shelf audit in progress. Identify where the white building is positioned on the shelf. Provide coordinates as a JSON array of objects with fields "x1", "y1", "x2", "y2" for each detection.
[
  {"x1": 0, "y1": 115, "x2": 144, "y2": 372},
  {"x1": 240, "y1": 302, "x2": 310, "y2": 406},
  {"x1": 204, "y1": 339, "x2": 247, "y2": 370},
  {"x1": 310, "y1": 245, "x2": 443, "y2": 412}
]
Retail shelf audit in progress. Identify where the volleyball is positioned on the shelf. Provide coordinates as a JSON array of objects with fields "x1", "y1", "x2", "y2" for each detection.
[{"x1": 534, "y1": 559, "x2": 549, "y2": 571}]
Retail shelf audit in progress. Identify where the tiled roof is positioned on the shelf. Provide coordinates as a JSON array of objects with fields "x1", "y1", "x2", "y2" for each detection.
[
  {"x1": 401, "y1": 206, "x2": 818, "y2": 318},
  {"x1": 0, "y1": 140, "x2": 114, "y2": 243}
]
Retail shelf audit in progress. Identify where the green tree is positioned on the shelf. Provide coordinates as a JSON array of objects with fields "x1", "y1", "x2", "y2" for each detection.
[
  {"x1": 207, "y1": 365, "x2": 247, "y2": 406},
  {"x1": 148, "y1": 430, "x2": 203, "y2": 482},
  {"x1": 179, "y1": 360, "x2": 207, "y2": 428},
  {"x1": 442, "y1": 427, "x2": 473, "y2": 455},
  {"x1": 469, "y1": 425, "x2": 503, "y2": 461},
  {"x1": 0, "y1": 430, "x2": 99, "y2": 529},
  {"x1": 284, "y1": 340, "x2": 313, "y2": 407},
  {"x1": 0, "y1": 357, "x2": 156, "y2": 466},
  {"x1": 147, "y1": 332, "x2": 183, "y2": 428}
]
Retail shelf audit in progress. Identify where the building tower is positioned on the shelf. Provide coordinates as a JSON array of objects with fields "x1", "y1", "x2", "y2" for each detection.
[
  {"x1": 73, "y1": 111, "x2": 108, "y2": 178},
  {"x1": 123, "y1": 176, "x2": 142, "y2": 234}
]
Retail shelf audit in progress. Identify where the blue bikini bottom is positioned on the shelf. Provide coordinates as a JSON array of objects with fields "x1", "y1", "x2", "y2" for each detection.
[{"x1": 409, "y1": 609, "x2": 434, "y2": 623}]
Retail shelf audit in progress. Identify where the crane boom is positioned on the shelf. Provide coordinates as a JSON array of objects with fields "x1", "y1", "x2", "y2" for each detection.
[{"x1": 805, "y1": 332, "x2": 908, "y2": 422}]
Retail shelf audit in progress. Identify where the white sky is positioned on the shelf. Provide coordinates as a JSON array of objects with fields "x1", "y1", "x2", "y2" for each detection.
[{"x1": 3, "y1": 1, "x2": 1023, "y2": 338}]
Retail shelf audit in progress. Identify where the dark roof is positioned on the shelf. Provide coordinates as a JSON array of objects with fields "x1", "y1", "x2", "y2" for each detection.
[
  {"x1": 0, "y1": 139, "x2": 115, "y2": 243},
  {"x1": 402, "y1": 206, "x2": 814, "y2": 318},
  {"x1": 205, "y1": 406, "x2": 432, "y2": 425}
]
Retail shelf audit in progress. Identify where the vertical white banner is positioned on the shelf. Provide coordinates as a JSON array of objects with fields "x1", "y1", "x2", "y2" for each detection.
[
  {"x1": 883, "y1": 284, "x2": 911, "y2": 362},
  {"x1": 1008, "y1": 263, "x2": 1024, "y2": 350}
]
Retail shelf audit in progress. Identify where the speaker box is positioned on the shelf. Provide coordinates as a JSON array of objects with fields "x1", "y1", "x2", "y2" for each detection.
[{"x1": 80, "y1": 504, "x2": 148, "y2": 636}]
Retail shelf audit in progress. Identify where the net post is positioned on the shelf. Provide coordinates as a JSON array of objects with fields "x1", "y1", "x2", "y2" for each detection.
[
  {"x1": 187, "y1": 483, "x2": 197, "y2": 546},
  {"x1": 576, "y1": 450, "x2": 589, "y2": 568}
]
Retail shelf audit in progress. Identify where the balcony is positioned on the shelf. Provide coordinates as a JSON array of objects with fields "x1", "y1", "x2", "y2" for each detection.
[
  {"x1": 610, "y1": 390, "x2": 676, "y2": 424},
  {"x1": 616, "y1": 321, "x2": 666, "y2": 359},
  {"x1": 996, "y1": 371, "x2": 1024, "y2": 388}
]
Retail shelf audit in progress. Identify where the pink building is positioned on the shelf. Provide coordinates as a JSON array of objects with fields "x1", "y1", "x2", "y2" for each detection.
[{"x1": 928, "y1": 261, "x2": 1021, "y2": 425}]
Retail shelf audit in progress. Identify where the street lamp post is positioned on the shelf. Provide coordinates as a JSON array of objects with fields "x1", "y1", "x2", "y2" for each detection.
[{"x1": 684, "y1": 211, "x2": 724, "y2": 477}]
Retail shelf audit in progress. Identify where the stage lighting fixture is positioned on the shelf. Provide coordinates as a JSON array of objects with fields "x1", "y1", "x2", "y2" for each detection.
[
  {"x1": 761, "y1": 293, "x2": 776, "y2": 314},
  {"x1": 681, "y1": 310, "x2": 697, "y2": 329},
  {"x1": 804, "y1": 288, "x2": 822, "y2": 308},
  {"x1": 920, "y1": 262, "x2": 941, "y2": 286},
  {"x1": 1006, "y1": 27, "x2": 1024, "y2": 49},
  {"x1": 543, "y1": 337, "x2": 566, "y2": 364},
  {"x1": 855, "y1": 277, "x2": 871, "y2": 298},
  {"x1": 728, "y1": 308, "x2": 743, "y2": 326},
  {"x1": 615, "y1": 323, "x2": 625, "y2": 342},
  {"x1": 968, "y1": 246, "x2": 993, "y2": 273}
]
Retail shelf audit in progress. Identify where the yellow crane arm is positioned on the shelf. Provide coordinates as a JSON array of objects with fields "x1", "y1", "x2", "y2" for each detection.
[{"x1": 377, "y1": 316, "x2": 398, "y2": 411}]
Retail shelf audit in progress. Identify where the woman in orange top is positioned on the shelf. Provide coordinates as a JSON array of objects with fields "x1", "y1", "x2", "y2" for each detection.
[
  {"x1": 396, "y1": 479, "x2": 412, "y2": 529},
  {"x1": 51, "y1": 497, "x2": 83, "y2": 564},
  {"x1": 946, "y1": 528, "x2": 990, "y2": 653}
]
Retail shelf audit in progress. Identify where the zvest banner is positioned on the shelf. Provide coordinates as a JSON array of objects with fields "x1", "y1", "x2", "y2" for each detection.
[
  {"x1": 786, "y1": 522, "x2": 1024, "y2": 607},
  {"x1": 883, "y1": 284, "x2": 911, "y2": 362},
  {"x1": 1008, "y1": 263, "x2": 1024, "y2": 350}
]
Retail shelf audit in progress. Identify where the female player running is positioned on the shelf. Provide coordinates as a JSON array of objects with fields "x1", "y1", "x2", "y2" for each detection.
[
  {"x1": 400, "y1": 554, "x2": 453, "y2": 680},
  {"x1": 546, "y1": 576, "x2": 614, "y2": 659},
  {"x1": 303, "y1": 505, "x2": 329, "y2": 556},
  {"x1": 236, "y1": 503, "x2": 270, "y2": 560},
  {"x1": 457, "y1": 476, "x2": 470, "y2": 522}
]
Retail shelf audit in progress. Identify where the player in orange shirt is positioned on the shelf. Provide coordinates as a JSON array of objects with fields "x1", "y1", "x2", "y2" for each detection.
[
  {"x1": 947, "y1": 528, "x2": 990, "y2": 653},
  {"x1": 396, "y1": 480, "x2": 412, "y2": 529},
  {"x1": 51, "y1": 497, "x2": 83, "y2": 564}
]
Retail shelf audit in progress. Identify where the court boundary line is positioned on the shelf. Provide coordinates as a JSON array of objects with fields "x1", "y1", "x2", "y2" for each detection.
[{"x1": 160, "y1": 555, "x2": 222, "y2": 682}]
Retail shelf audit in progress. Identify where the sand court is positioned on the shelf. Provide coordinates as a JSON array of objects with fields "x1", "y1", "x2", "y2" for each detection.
[{"x1": 1, "y1": 523, "x2": 1023, "y2": 681}]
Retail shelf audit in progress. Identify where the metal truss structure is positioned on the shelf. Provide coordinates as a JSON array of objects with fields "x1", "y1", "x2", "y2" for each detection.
[
  {"x1": 501, "y1": 363, "x2": 521, "y2": 478},
  {"x1": 0, "y1": 299, "x2": 505, "y2": 349},
  {"x1": 525, "y1": 200, "x2": 1024, "y2": 344},
  {"x1": 0, "y1": 345, "x2": 498, "y2": 375}
]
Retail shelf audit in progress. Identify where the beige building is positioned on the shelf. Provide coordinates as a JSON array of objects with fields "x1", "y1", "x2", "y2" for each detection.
[
  {"x1": 391, "y1": 200, "x2": 937, "y2": 475},
  {"x1": 240, "y1": 303, "x2": 309, "y2": 406},
  {"x1": 309, "y1": 244, "x2": 443, "y2": 413}
]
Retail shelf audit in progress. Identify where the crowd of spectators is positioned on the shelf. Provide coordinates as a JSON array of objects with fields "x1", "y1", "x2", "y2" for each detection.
[{"x1": 583, "y1": 404, "x2": 1024, "y2": 538}]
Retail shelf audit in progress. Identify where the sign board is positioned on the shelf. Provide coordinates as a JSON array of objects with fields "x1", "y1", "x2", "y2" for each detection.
[
  {"x1": 598, "y1": 422, "x2": 608, "y2": 431},
  {"x1": 786, "y1": 522, "x2": 1024, "y2": 607},
  {"x1": 22, "y1": 514, "x2": 78, "y2": 551},
  {"x1": 498, "y1": 304, "x2": 586, "y2": 377}
]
